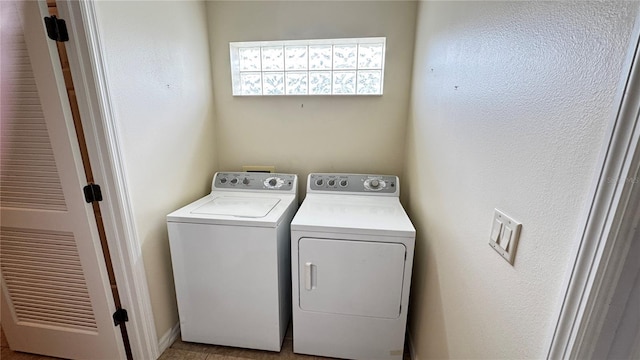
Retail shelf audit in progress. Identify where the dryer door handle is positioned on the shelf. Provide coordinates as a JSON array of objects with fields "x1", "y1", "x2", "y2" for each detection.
[{"x1": 304, "y1": 262, "x2": 315, "y2": 290}]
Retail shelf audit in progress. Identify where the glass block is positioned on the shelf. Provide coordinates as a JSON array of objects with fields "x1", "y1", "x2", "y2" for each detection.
[
  {"x1": 333, "y1": 45, "x2": 357, "y2": 69},
  {"x1": 263, "y1": 72, "x2": 284, "y2": 95},
  {"x1": 309, "y1": 71, "x2": 332, "y2": 95},
  {"x1": 240, "y1": 72, "x2": 262, "y2": 95},
  {"x1": 262, "y1": 46, "x2": 284, "y2": 71},
  {"x1": 332, "y1": 71, "x2": 356, "y2": 94},
  {"x1": 357, "y1": 70, "x2": 382, "y2": 94},
  {"x1": 309, "y1": 45, "x2": 332, "y2": 70},
  {"x1": 358, "y1": 44, "x2": 384, "y2": 69},
  {"x1": 286, "y1": 72, "x2": 308, "y2": 95},
  {"x1": 285, "y1": 46, "x2": 308, "y2": 70},
  {"x1": 239, "y1": 47, "x2": 261, "y2": 71}
]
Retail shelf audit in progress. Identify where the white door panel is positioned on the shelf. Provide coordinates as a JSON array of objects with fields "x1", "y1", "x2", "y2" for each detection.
[
  {"x1": 298, "y1": 237, "x2": 406, "y2": 319},
  {"x1": 0, "y1": 1, "x2": 124, "y2": 359}
]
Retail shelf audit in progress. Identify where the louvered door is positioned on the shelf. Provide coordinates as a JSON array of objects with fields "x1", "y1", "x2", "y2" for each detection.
[{"x1": 0, "y1": 1, "x2": 125, "y2": 359}]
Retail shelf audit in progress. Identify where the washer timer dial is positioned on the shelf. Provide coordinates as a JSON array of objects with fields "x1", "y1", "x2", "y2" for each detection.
[{"x1": 264, "y1": 176, "x2": 285, "y2": 189}]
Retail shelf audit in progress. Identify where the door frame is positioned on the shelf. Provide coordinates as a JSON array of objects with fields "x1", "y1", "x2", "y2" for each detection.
[
  {"x1": 55, "y1": 1, "x2": 159, "y2": 359},
  {"x1": 547, "y1": 15, "x2": 640, "y2": 360}
]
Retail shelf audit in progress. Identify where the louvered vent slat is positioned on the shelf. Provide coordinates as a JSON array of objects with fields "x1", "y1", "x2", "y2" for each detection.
[
  {"x1": 0, "y1": 227, "x2": 97, "y2": 331},
  {"x1": 10, "y1": 276, "x2": 89, "y2": 290},
  {"x1": 8, "y1": 292, "x2": 93, "y2": 309},
  {"x1": 1, "y1": 263, "x2": 87, "y2": 279},
  {"x1": 2, "y1": 233, "x2": 80, "y2": 245},
  {"x1": 13, "y1": 311, "x2": 97, "y2": 330},
  {"x1": 10, "y1": 288, "x2": 94, "y2": 304},
  {"x1": 14, "y1": 301, "x2": 96, "y2": 317},
  {"x1": 1, "y1": 256, "x2": 85, "y2": 269},
  {"x1": 0, "y1": 30, "x2": 66, "y2": 212},
  {"x1": 2, "y1": 243, "x2": 81, "y2": 255}
]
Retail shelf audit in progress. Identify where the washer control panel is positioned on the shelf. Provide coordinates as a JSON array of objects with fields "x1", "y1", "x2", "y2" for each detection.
[
  {"x1": 213, "y1": 172, "x2": 296, "y2": 191},
  {"x1": 308, "y1": 173, "x2": 398, "y2": 194}
]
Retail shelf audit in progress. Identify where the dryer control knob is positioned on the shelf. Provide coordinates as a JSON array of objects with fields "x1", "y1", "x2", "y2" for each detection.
[
  {"x1": 328, "y1": 179, "x2": 336, "y2": 186},
  {"x1": 315, "y1": 179, "x2": 324, "y2": 186},
  {"x1": 340, "y1": 179, "x2": 348, "y2": 187},
  {"x1": 243, "y1": 178, "x2": 250, "y2": 185},
  {"x1": 269, "y1": 178, "x2": 278, "y2": 186},
  {"x1": 220, "y1": 177, "x2": 227, "y2": 184},
  {"x1": 230, "y1": 178, "x2": 238, "y2": 184},
  {"x1": 370, "y1": 179, "x2": 380, "y2": 188}
]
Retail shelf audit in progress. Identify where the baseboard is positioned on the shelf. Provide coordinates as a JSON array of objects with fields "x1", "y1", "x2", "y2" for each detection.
[
  {"x1": 157, "y1": 322, "x2": 180, "y2": 355},
  {"x1": 407, "y1": 329, "x2": 418, "y2": 360}
]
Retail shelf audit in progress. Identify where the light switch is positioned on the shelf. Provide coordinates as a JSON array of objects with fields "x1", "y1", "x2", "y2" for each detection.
[
  {"x1": 490, "y1": 219, "x2": 503, "y2": 242},
  {"x1": 500, "y1": 227, "x2": 512, "y2": 251},
  {"x1": 488, "y1": 209, "x2": 522, "y2": 265}
]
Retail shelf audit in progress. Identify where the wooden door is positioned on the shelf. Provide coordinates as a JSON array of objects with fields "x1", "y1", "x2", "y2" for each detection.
[{"x1": 0, "y1": 1, "x2": 125, "y2": 358}]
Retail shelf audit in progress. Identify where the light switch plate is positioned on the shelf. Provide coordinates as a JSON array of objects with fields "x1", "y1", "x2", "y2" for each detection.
[{"x1": 489, "y1": 209, "x2": 522, "y2": 265}]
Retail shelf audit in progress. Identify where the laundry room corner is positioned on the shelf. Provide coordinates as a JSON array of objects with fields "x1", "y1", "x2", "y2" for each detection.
[
  {"x1": 91, "y1": 0, "x2": 219, "y2": 346},
  {"x1": 205, "y1": 1, "x2": 417, "y2": 192}
]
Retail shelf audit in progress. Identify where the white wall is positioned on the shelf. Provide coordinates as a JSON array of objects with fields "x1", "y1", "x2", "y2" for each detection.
[
  {"x1": 94, "y1": 1, "x2": 217, "y2": 339},
  {"x1": 206, "y1": 1, "x2": 417, "y2": 192},
  {"x1": 404, "y1": 1, "x2": 639, "y2": 358}
]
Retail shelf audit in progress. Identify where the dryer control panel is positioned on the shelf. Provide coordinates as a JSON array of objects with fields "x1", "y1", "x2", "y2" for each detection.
[
  {"x1": 213, "y1": 172, "x2": 296, "y2": 192},
  {"x1": 308, "y1": 173, "x2": 399, "y2": 195}
]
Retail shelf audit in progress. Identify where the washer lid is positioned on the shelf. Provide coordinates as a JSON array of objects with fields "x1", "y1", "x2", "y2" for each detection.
[{"x1": 191, "y1": 196, "x2": 281, "y2": 218}]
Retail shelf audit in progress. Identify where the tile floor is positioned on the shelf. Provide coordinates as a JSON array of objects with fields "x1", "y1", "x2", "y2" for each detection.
[
  {"x1": 1, "y1": 328, "x2": 59, "y2": 360},
  {"x1": 1, "y1": 326, "x2": 410, "y2": 360}
]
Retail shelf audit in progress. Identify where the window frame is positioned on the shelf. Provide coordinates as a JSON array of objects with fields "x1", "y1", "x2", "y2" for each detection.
[{"x1": 229, "y1": 37, "x2": 386, "y2": 96}]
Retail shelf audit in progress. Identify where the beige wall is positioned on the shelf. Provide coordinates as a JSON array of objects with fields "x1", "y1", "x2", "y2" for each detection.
[
  {"x1": 404, "y1": 1, "x2": 638, "y2": 359},
  {"x1": 94, "y1": 1, "x2": 217, "y2": 339},
  {"x1": 207, "y1": 1, "x2": 417, "y2": 193}
]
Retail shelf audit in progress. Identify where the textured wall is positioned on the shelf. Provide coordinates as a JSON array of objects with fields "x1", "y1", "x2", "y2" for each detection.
[
  {"x1": 207, "y1": 1, "x2": 417, "y2": 194},
  {"x1": 94, "y1": 1, "x2": 217, "y2": 339},
  {"x1": 404, "y1": 1, "x2": 638, "y2": 358}
]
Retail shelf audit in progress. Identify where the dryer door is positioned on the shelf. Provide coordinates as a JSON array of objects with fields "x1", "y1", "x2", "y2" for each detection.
[{"x1": 298, "y1": 237, "x2": 406, "y2": 319}]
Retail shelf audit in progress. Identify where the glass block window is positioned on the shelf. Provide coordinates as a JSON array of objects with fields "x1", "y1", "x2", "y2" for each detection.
[{"x1": 230, "y1": 37, "x2": 385, "y2": 96}]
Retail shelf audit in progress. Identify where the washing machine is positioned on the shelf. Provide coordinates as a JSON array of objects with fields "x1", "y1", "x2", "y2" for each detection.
[
  {"x1": 167, "y1": 171, "x2": 298, "y2": 351},
  {"x1": 291, "y1": 173, "x2": 416, "y2": 360}
]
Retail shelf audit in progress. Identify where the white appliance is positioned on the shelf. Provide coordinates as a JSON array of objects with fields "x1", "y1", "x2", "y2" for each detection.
[
  {"x1": 291, "y1": 173, "x2": 416, "y2": 360},
  {"x1": 167, "y1": 172, "x2": 298, "y2": 351}
]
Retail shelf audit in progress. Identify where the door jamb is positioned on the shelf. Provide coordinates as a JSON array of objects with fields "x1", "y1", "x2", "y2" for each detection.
[
  {"x1": 547, "y1": 16, "x2": 640, "y2": 360},
  {"x1": 56, "y1": 1, "x2": 159, "y2": 359}
]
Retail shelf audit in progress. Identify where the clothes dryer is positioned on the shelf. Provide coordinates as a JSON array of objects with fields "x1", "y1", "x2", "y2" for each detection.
[
  {"x1": 291, "y1": 173, "x2": 415, "y2": 360},
  {"x1": 167, "y1": 172, "x2": 297, "y2": 351}
]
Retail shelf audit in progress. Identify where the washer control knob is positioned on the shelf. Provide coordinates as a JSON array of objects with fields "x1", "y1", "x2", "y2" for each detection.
[
  {"x1": 269, "y1": 178, "x2": 278, "y2": 186},
  {"x1": 340, "y1": 179, "x2": 348, "y2": 187},
  {"x1": 230, "y1": 178, "x2": 238, "y2": 184},
  {"x1": 220, "y1": 177, "x2": 227, "y2": 184},
  {"x1": 242, "y1": 178, "x2": 250, "y2": 185},
  {"x1": 328, "y1": 179, "x2": 336, "y2": 186},
  {"x1": 370, "y1": 179, "x2": 380, "y2": 188},
  {"x1": 315, "y1": 179, "x2": 324, "y2": 186}
]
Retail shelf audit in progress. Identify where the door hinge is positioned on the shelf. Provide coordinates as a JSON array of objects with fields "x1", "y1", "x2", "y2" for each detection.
[
  {"x1": 83, "y1": 183, "x2": 103, "y2": 203},
  {"x1": 113, "y1": 308, "x2": 128, "y2": 327},
  {"x1": 44, "y1": 15, "x2": 69, "y2": 42}
]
